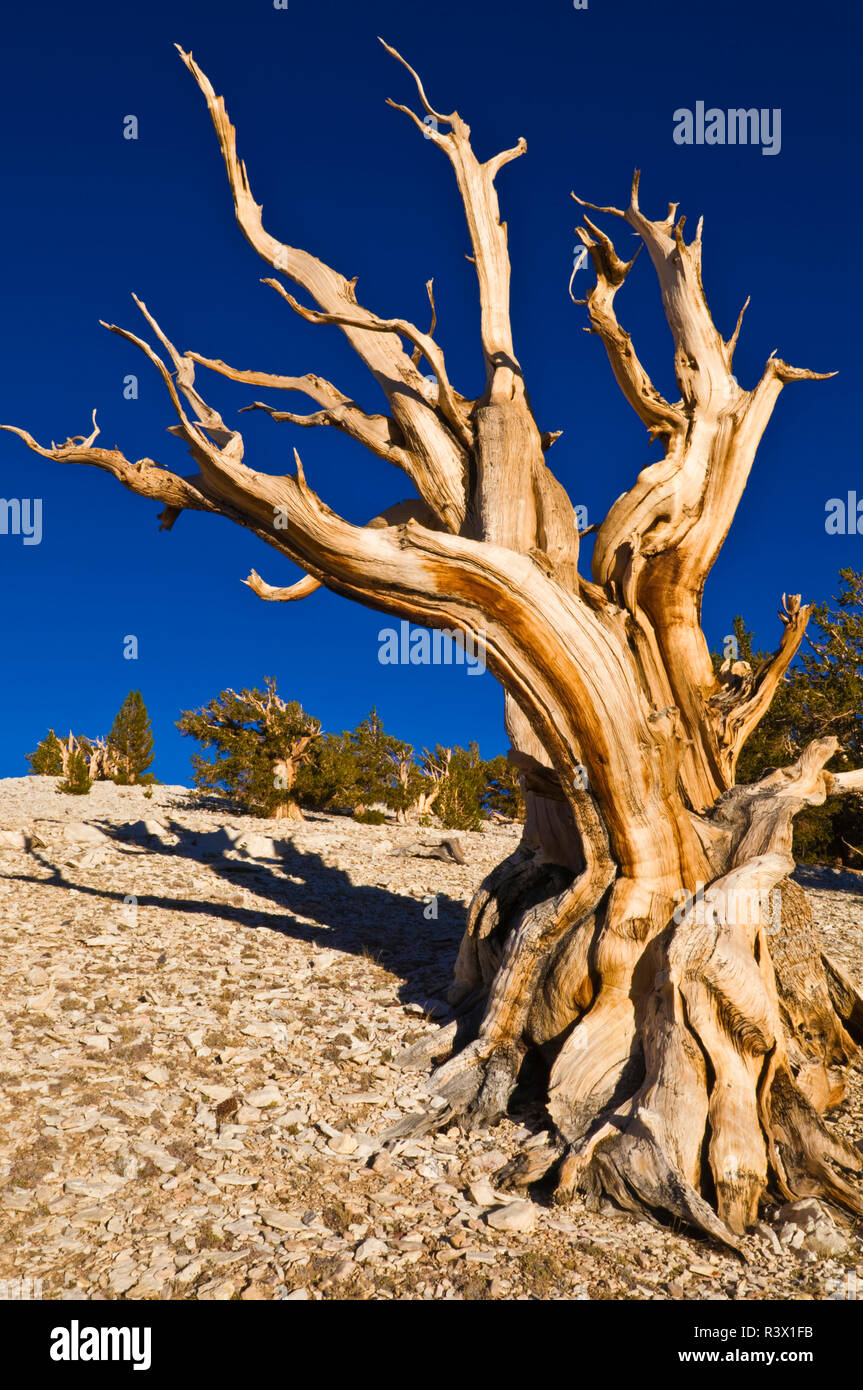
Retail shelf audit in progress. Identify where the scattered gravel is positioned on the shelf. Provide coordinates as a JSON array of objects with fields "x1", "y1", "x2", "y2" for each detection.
[{"x1": 0, "y1": 776, "x2": 860, "y2": 1301}]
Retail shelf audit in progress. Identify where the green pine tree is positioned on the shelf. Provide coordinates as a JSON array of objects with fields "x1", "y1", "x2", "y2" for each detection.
[
  {"x1": 177, "y1": 679, "x2": 319, "y2": 818},
  {"x1": 107, "y1": 691, "x2": 155, "y2": 785},
  {"x1": 58, "y1": 746, "x2": 92, "y2": 796},
  {"x1": 293, "y1": 731, "x2": 359, "y2": 811},
  {"x1": 348, "y1": 708, "x2": 415, "y2": 814},
  {"x1": 435, "y1": 743, "x2": 487, "y2": 830},
  {"x1": 481, "y1": 752, "x2": 526, "y2": 821},
  {"x1": 26, "y1": 729, "x2": 65, "y2": 776}
]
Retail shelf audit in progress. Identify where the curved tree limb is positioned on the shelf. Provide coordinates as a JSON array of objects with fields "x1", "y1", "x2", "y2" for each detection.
[
  {"x1": 263, "y1": 276, "x2": 474, "y2": 452},
  {"x1": 0, "y1": 417, "x2": 219, "y2": 525},
  {"x1": 238, "y1": 399, "x2": 410, "y2": 466},
  {"x1": 243, "y1": 571, "x2": 320, "y2": 603},
  {"x1": 242, "y1": 496, "x2": 447, "y2": 602},
  {"x1": 176, "y1": 44, "x2": 468, "y2": 531},
  {"x1": 570, "y1": 174, "x2": 836, "y2": 810},
  {"x1": 410, "y1": 279, "x2": 437, "y2": 367},
  {"x1": 572, "y1": 206, "x2": 682, "y2": 438},
  {"x1": 187, "y1": 354, "x2": 419, "y2": 479},
  {"x1": 380, "y1": 37, "x2": 526, "y2": 406},
  {"x1": 711, "y1": 593, "x2": 811, "y2": 779}
]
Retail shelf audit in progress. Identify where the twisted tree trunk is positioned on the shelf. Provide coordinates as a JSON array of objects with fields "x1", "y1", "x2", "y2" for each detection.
[
  {"x1": 271, "y1": 735, "x2": 317, "y2": 821},
  {"x1": 5, "y1": 40, "x2": 862, "y2": 1248}
]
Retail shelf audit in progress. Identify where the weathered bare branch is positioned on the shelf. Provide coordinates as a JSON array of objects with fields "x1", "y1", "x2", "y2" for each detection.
[
  {"x1": 826, "y1": 768, "x2": 863, "y2": 795},
  {"x1": 188, "y1": 353, "x2": 417, "y2": 476},
  {"x1": 381, "y1": 37, "x2": 526, "y2": 404},
  {"x1": 243, "y1": 570, "x2": 319, "y2": 603},
  {"x1": 0, "y1": 418, "x2": 219, "y2": 524},
  {"x1": 411, "y1": 279, "x2": 437, "y2": 366},
  {"x1": 242, "y1": 496, "x2": 447, "y2": 603},
  {"x1": 710, "y1": 593, "x2": 811, "y2": 779},
  {"x1": 176, "y1": 44, "x2": 468, "y2": 529},
  {"x1": 726, "y1": 295, "x2": 750, "y2": 366},
  {"x1": 238, "y1": 399, "x2": 410, "y2": 467},
  {"x1": 187, "y1": 356, "x2": 349, "y2": 405},
  {"x1": 572, "y1": 206, "x2": 682, "y2": 437},
  {"x1": 377, "y1": 37, "x2": 454, "y2": 123},
  {"x1": 263, "y1": 276, "x2": 474, "y2": 451}
]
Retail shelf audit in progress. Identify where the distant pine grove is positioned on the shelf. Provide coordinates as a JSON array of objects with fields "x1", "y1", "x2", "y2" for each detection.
[
  {"x1": 23, "y1": 567, "x2": 863, "y2": 852},
  {"x1": 27, "y1": 690, "x2": 155, "y2": 795},
  {"x1": 26, "y1": 682, "x2": 523, "y2": 830},
  {"x1": 175, "y1": 682, "x2": 524, "y2": 829}
]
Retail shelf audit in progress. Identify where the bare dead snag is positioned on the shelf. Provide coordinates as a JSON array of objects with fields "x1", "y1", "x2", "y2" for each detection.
[{"x1": 3, "y1": 41, "x2": 859, "y2": 1249}]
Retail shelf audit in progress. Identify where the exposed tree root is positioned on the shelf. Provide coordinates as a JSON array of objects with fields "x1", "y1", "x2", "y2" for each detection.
[
  {"x1": 388, "y1": 740, "x2": 863, "y2": 1249},
  {"x1": 822, "y1": 952, "x2": 863, "y2": 1044},
  {"x1": 766, "y1": 1064, "x2": 863, "y2": 1211},
  {"x1": 447, "y1": 847, "x2": 574, "y2": 1006},
  {"x1": 770, "y1": 877, "x2": 857, "y2": 1110},
  {"x1": 385, "y1": 784, "x2": 613, "y2": 1140}
]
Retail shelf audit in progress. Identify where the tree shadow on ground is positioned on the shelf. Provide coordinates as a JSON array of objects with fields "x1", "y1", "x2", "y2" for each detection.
[
  {"x1": 4, "y1": 818, "x2": 474, "y2": 1016},
  {"x1": 793, "y1": 863, "x2": 863, "y2": 896}
]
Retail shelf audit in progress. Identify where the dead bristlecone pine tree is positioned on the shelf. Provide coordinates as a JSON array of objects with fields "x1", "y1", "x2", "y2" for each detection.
[{"x1": 5, "y1": 41, "x2": 863, "y2": 1250}]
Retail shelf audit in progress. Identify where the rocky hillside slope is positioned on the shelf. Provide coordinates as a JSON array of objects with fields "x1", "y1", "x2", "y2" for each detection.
[{"x1": 0, "y1": 777, "x2": 861, "y2": 1301}]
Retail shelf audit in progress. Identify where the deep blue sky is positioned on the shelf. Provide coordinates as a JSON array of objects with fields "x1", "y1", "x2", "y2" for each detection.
[{"x1": 1, "y1": 0, "x2": 860, "y2": 782}]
